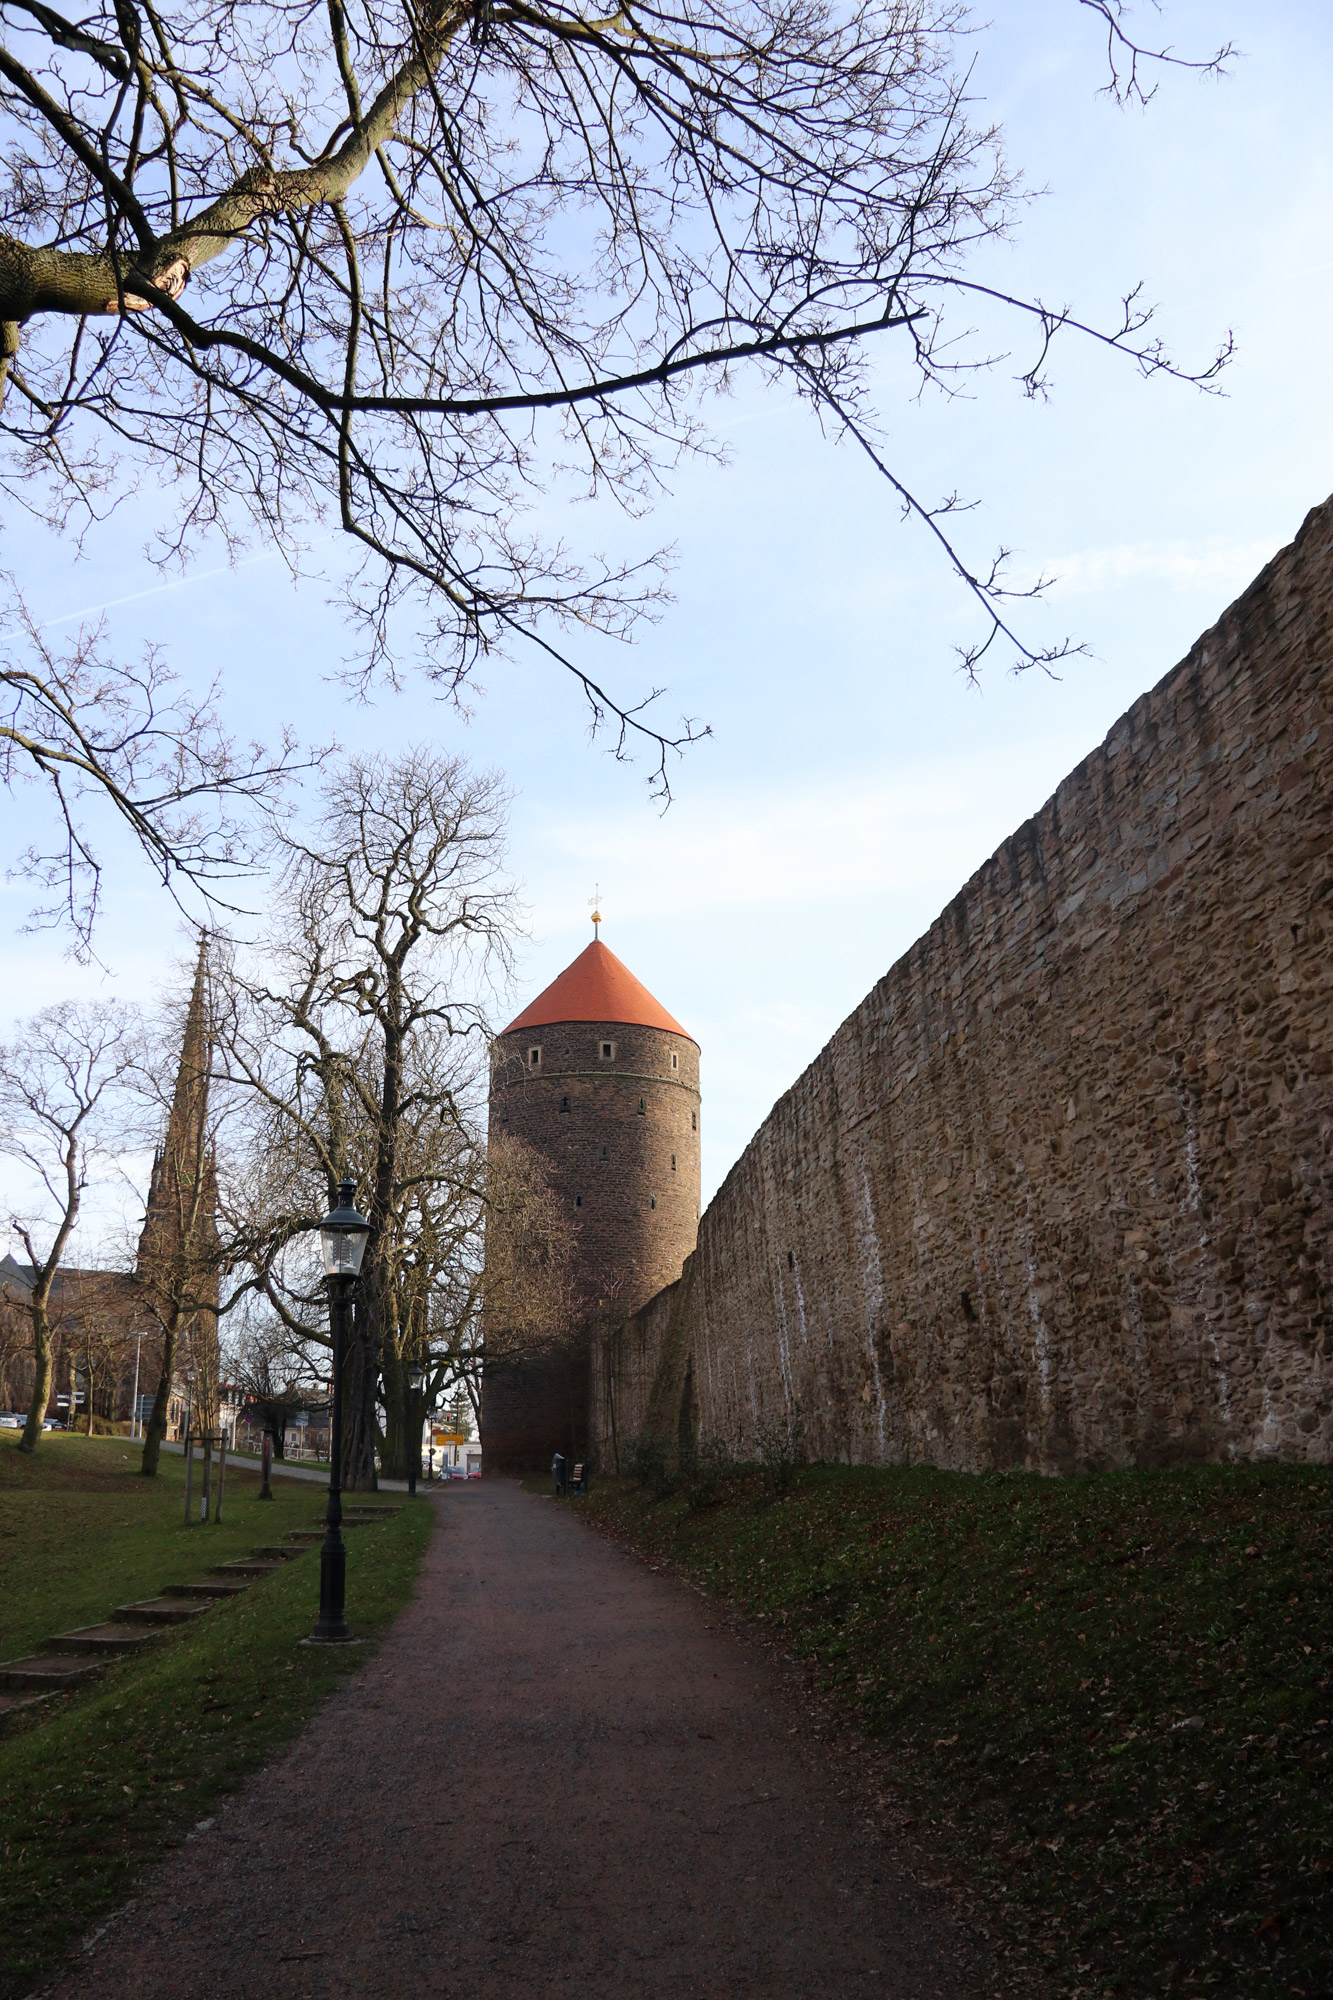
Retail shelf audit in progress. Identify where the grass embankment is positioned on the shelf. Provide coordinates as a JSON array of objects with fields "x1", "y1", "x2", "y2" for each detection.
[
  {"x1": 581, "y1": 1462, "x2": 1332, "y2": 2000},
  {"x1": 0, "y1": 1433, "x2": 432, "y2": 1998}
]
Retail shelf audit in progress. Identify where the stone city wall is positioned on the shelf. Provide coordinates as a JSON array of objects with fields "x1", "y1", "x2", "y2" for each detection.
[{"x1": 592, "y1": 496, "x2": 1333, "y2": 1473}]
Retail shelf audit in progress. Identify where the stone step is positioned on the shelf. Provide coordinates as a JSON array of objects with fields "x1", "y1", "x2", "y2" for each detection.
[
  {"x1": 0, "y1": 1687, "x2": 55, "y2": 1727},
  {"x1": 116, "y1": 1597, "x2": 212, "y2": 1626},
  {"x1": 0, "y1": 1653, "x2": 103, "y2": 1692},
  {"x1": 250, "y1": 1545, "x2": 302, "y2": 1561},
  {"x1": 48, "y1": 1624, "x2": 166, "y2": 1657},
  {"x1": 285, "y1": 1530, "x2": 326, "y2": 1543},
  {"x1": 208, "y1": 1560, "x2": 285, "y2": 1579},
  {"x1": 163, "y1": 1579, "x2": 251, "y2": 1599},
  {"x1": 342, "y1": 1508, "x2": 400, "y2": 1521}
]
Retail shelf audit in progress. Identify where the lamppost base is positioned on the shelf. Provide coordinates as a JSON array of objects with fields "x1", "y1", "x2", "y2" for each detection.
[{"x1": 301, "y1": 1633, "x2": 364, "y2": 1646}]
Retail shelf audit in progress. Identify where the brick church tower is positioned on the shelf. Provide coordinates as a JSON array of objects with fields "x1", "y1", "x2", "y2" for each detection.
[{"x1": 482, "y1": 925, "x2": 700, "y2": 1470}]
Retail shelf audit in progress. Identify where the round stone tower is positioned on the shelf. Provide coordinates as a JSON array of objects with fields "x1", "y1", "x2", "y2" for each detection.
[{"x1": 482, "y1": 931, "x2": 700, "y2": 1470}]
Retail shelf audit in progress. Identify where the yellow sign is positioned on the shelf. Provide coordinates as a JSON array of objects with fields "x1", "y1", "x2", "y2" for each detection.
[{"x1": 432, "y1": 1431, "x2": 468, "y2": 1447}]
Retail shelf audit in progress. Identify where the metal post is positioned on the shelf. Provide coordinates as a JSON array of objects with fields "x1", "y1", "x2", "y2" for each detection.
[
  {"x1": 201, "y1": 1433, "x2": 213, "y2": 1522},
  {"x1": 311, "y1": 1275, "x2": 349, "y2": 1642},
  {"x1": 260, "y1": 1428, "x2": 273, "y2": 1500},
  {"x1": 130, "y1": 1333, "x2": 143, "y2": 1441},
  {"x1": 183, "y1": 1425, "x2": 195, "y2": 1526},
  {"x1": 406, "y1": 1381, "x2": 418, "y2": 1499},
  {"x1": 215, "y1": 1433, "x2": 227, "y2": 1523}
]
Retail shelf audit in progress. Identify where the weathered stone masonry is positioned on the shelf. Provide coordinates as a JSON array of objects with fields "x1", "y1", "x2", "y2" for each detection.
[{"x1": 594, "y1": 496, "x2": 1333, "y2": 1472}]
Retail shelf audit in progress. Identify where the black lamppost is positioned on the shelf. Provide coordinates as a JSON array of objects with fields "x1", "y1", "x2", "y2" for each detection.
[
  {"x1": 309, "y1": 1175, "x2": 371, "y2": 1644},
  {"x1": 406, "y1": 1360, "x2": 424, "y2": 1498}
]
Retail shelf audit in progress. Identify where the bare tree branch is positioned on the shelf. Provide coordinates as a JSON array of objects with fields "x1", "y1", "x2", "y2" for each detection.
[
  {"x1": 0, "y1": 0, "x2": 1234, "y2": 777},
  {"x1": 0, "y1": 583, "x2": 319, "y2": 951}
]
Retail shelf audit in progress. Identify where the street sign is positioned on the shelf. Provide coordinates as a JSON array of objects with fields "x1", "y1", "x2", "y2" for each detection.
[{"x1": 433, "y1": 1430, "x2": 468, "y2": 1447}]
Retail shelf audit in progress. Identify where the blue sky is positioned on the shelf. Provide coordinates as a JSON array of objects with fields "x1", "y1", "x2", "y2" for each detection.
[{"x1": 2, "y1": 0, "x2": 1331, "y2": 1245}]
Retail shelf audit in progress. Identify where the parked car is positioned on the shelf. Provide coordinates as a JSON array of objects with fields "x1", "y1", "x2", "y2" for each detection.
[{"x1": 0, "y1": 1412, "x2": 22, "y2": 1428}]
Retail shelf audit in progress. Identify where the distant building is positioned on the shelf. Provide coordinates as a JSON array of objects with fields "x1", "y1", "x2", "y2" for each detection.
[
  {"x1": 429, "y1": 1423, "x2": 482, "y2": 1477},
  {"x1": 0, "y1": 1254, "x2": 161, "y2": 1427}
]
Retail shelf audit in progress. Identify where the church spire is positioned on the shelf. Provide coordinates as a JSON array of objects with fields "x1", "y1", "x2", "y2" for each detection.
[{"x1": 136, "y1": 934, "x2": 220, "y2": 1427}]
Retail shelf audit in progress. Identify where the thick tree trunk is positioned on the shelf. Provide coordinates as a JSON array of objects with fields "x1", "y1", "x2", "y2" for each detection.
[
  {"x1": 19, "y1": 1302, "x2": 53, "y2": 1453},
  {"x1": 340, "y1": 1289, "x2": 379, "y2": 1491},
  {"x1": 139, "y1": 1310, "x2": 180, "y2": 1476},
  {"x1": 379, "y1": 1344, "x2": 408, "y2": 1481}
]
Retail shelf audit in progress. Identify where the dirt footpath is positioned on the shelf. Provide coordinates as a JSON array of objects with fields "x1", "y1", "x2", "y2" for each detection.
[{"x1": 38, "y1": 1480, "x2": 991, "y2": 2000}]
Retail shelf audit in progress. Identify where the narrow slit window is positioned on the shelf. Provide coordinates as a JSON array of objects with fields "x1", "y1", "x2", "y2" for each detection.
[
  {"x1": 691, "y1": 1111, "x2": 697, "y2": 1131},
  {"x1": 559, "y1": 1095, "x2": 570, "y2": 1113},
  {"x1": 599, "y1": 1145, "x2": 608, "y2": 1162},
  {"x1": 671, "y1": 1154, "x2": 676, "y2": 1171},
  {"x1": 575, "y1": 1193, "x2": 583, "y2": 1208},
  {"x1": 637, "y1": 1096, "x2": 646, "y2": 1115},
  {"x1": 670, "y1": 1051, "x2": 679, "y2": 1071},
  {"x1": 650, "y1": 1195, "x2": 657, "y2": 1210}
]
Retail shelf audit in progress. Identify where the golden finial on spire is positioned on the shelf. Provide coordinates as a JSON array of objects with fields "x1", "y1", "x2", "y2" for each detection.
[{"x1": 589, "y1": 883, "x2": 603, "y2": 938}]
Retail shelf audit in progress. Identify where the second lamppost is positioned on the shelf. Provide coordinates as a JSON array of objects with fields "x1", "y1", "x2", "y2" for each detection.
[
  {"x1": 406, "y1": 1360, "x2": 425, "y2": 1498},
  {"x1": 310, "y1": 1175, "x2": 371, "y2": 1644}
]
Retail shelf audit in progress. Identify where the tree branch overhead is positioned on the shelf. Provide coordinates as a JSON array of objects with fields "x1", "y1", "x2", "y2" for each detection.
[{"x1": 0, "y1": 0, "x2": 1233, "y2": 768}]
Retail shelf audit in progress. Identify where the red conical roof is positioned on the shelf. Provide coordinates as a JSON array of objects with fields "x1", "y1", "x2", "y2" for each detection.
[{"x1": 503, "y1": 939, "x2": 692, "y2": 1040}]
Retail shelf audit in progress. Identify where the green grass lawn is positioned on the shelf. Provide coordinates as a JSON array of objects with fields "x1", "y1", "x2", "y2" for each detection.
[
  {"x1": 0, "y1": 1433, "x2": 432, "y2": 1998},
  {"x1": 579, "y1": 1461, "x2": 1333, "y2": 2000}
]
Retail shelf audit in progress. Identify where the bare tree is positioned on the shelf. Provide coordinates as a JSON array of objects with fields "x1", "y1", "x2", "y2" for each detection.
[
  {"x1": 213, "y1": 746, "x2": 522, "y2": 1485},
  {"x1": 0, "y1": 1000, "x2": 141, "y2": 1450},
  {"x1": 1, "y1": 594, "x2": 313, "y2": 953},
  {"x1": 224, "y1": 1309, "x2": 320, "y2": 1458},
  {"x1": 0, "y1": 0, "x2": 1231, "y2": 781}
]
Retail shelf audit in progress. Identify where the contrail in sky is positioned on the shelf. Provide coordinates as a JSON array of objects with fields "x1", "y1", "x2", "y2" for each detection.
[{"x1": 37, "y1": 545, "x2": 288, "y2": 632}]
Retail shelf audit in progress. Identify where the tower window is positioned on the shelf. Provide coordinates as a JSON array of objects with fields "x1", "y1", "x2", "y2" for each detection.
[
  {"x1": 671, "y1": 1052, "x2": 679, "y2": 1071},
  {"x1": 637, "y1": 1096, "x2": 646, "y2": 1115},
  {"x1": 650, "y1": 1196, "x2": 657, "y2": 1210},
  {"x1": 671, "y1": 1154, "x2": 676, "y2": 1171},
  {"x1": 560, "y1": 1095, "x2": 570, "y2": 1113},
  {"x1": 575, "y1": 1193, "x2": 583, "y2": 1208},
  {"x1": 691, "y1": 1111, "x2": 697, "y2": 1131},
  {"x1": 599, "y1": 1145, "x2": 608, "y2": 1162},
  {"x1": 528, "y1": 1046, "x2": 541, "y2": 1068},
  {"x1": 600, "y1": 1040, "x2": 615, "y2": 1061}
]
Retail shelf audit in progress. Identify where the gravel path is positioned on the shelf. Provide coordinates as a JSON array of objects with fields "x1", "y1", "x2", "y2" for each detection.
[
  {"x1": 39, "y1": 1480, "x2": 988, "y2": 2000},
  {"x1": 157, "y1": 1439, "x2": 415, "y2": 1489}
]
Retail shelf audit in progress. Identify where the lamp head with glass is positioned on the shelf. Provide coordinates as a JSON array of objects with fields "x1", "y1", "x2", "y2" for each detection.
[{"x1": 319, "y1": 1176, "x2": 371, "y2": 1281}]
